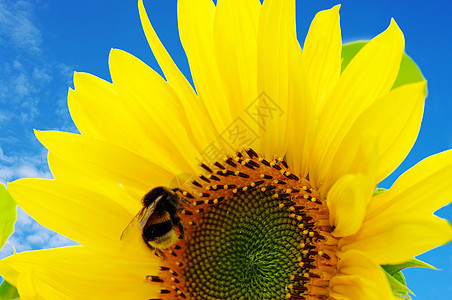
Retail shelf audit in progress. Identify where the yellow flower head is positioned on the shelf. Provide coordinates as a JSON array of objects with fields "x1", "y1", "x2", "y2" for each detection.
[{"x1": 1, "y1": 0, "x2": 451, "y2": 299}]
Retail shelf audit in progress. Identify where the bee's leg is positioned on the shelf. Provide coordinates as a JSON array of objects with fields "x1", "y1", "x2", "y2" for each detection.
[
  {"x1": 180, "y1": 197, "x2": 193, "y2": 206},
  {"x1": 173, "y1": 217, "x2": 185, "y2": 240},
  {"x1": 154, "y1": 248, "x2": 166, "y2": 260},
  {"x1": 143, "y1": 238, "x2": 155, "y2": 251},
  {"x1": 143, "y1": 239, "x2": 166, "y2": 260}
]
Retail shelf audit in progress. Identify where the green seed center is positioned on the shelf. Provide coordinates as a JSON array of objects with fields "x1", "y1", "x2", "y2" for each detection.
[{"x1": 184, "y1": 190, "x2": 307, "y2": 299}]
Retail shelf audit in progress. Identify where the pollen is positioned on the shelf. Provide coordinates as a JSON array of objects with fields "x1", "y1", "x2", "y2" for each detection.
[{"x1": 148, "y1": 149, "x2": 339, "y2": 299}]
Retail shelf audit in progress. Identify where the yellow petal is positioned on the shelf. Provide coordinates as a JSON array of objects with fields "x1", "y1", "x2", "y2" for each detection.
[
  {"x1": 327, "y1": 174, "x2": 372, "y2": 237},
  {"x1": 213, "y1": 0, "x2": 260, "y2": 107},
  {"x1": 285, "y1": 55, "x2": 315, "y2": 178},
  {"x1": 201, "y1": 0, "x2": 262, "y2": 152},
  {"x1": 109, "y1": 49, "x2": 212, "y2": 153},
  {"x1": 302, "y1": 5, "x2": 342, "y2": 117},
  {"x1": 7, "y1": 179, "x2": 154, "y2": 257},
  {"x1": 339, "y1": 151, "x2": 452, "y2": 264},
  {"x1": 256, "y1": 0, "x2": 298, "y2": 157},
  {"x1": 310, "y1": 19, "x2": 404, "y2": 188},
  {"x1": 330, "y1": 250, "x2": 393, "y2": 300},
  {"x1": 368, "y1": 149, "x2": 452, "y2": 219},
  {"x1": 339, "y1": 213, "x2": 452, "y2": 265},
  {"x1": 0, "y1": 246, "x2": 160, "y2": 300},
  {"x1": 68, "y1": 72, "x2": 118, "y2": 138},
  {"x1": 321, "y1": 130, "x2": 379, "y2": 195},
  {"x1": 320, "y1": 81, "x2": 425, "y2": 191},
  {"x1": 139, "y1": 1, "x2": 221, "y2": 153},
  {"x1": 369, "y1": 81, "x2": 426, "y2": 182},
  {"x1": 68, "y1": 71, "x2": 200, "y2": 174},
  {"x1": 138, "y1": 0, "x2": 198, "y2": 108},
  {"x1": 177, "y1": 0, "x2": 234, "y2": 133},
  {"x1": 47, "y1": 152, "x2": 140, "y2": 210},
  {"x1": 36, "y1": 130, "x2": 176, "y2": 199}
]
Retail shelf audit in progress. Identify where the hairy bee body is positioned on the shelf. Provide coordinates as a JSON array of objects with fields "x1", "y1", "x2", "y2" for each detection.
[{"x1": 121, "y1": 187, "x2": 184, "y2": 257}]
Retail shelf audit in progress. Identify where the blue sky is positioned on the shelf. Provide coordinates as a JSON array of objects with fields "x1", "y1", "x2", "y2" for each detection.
[{"x1": 0, "y1": 0, "x2": 451, "y2": 298}]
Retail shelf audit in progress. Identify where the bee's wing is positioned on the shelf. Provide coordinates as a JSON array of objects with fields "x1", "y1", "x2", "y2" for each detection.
[
  {"x1": 120, "y1": 208, "x2": 145, "y2": 241},
  {"x1": 120, "y1": 195, "x2": 163, "y2": 241}
]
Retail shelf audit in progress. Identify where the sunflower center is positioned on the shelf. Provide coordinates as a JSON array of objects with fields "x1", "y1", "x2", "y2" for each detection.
[
  {"x1": 153, "y1": 149, "x2": 339, "y2": 299},
  {"x1": 184, "y1": 190, "x2": 305, "y2": 299}
]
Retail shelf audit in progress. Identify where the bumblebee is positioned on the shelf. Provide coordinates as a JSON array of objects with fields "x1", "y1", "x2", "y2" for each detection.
[{"x1": 121, "y1": 187, "x2": 185, "y2": 258}]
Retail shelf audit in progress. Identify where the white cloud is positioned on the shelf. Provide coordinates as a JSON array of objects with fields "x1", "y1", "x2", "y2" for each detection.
[
  {"x1": 0, "y1": 136, "x2": 19, "y2": 146},
  {"x1": 32, "y1": 67, "x2": 52, "y2": 83},
  {"x1": 7, "y1": 236, "x2": 32, "y2": 252},
  {"x1": 47, "y1": 234, "x2": 77, "y2": 248},
  {"x1": 0, "y1": 165, "x2": 51, "y2": 184},
  {"x1": 17, "y1": 164, "x2": 51, "y2": 179},
  {"x1": 57, "y1": 63, "x2": 73, "y2": 81},
  {"x1": 0, "y1": 0, "x2": 80, "y2": 262},
  {"x1": 0, "y1": 146, "x2": 52, "y2": 184},
  {"x1": 17, "y1": 207, "x2": 33, "y2": 226},
  {"x1": 0, "y1": 111, "x2": 9, "y2": 124},
  {"x1": 0, "y1": 207, "x2": 78, "y2": 259},
  {"x1": 14, "y1": 73, "x2": 31, "y2": 97},
  {"x1": 0, "y1": 0, "x2": 42, "y2": 53},
  {"x1": 0, "y1": 147, "x2": 15, "y2": 164},
  {"x1": 26, "y1": 231, "x2": 50, "y2": 246},
  {"x1": 12, "y1": 60, "x2": 22, "y2": 69},
  {"x1": 0, "y1": 242, "x2": 15, "y2": 258},
  {"x1": 0, "y1": 0, "x2": 75, "y2": 126},
  {"x1": 19, "y1": 97, "x2": 39, "y2": 121}
]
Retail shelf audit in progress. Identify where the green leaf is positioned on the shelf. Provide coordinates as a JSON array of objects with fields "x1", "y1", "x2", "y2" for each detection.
[
  {"x1": 393, "y1": 54, "x2": 425, "y2": 91},
  {"x1": 382, "y1": 259, "x2": 436, "y2": 299},
  {"x1": 384, "y1": 269, "x2": 413, "y2": 299},
  {"x1": 0, "y1": 184, "x2": 17, "y2": 250},
  {"x1": 382, "y1": 258, "x2": 436, "y2": 275},
  {"x1": 393, "y1": 271, "x2": 407, "y2": 286},
  {"x1": 341, "y1": 42, "x2": 426, "y2": 94},
  {"x1": 0, "y1": 280, "x2": 19, "y2": 300},
  {"x1": 373, "y1": 187, "x2": 387, "y2": 196}
]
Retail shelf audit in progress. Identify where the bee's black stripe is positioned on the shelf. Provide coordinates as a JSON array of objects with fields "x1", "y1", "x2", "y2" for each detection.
[{"x1": 142, "y1": 220, "x2": 173, "y2": 241}]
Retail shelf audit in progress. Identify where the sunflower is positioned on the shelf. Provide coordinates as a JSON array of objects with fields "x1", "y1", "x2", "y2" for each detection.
[{"x1": 1, "y1": 0, "x2": 452, "y2": 299}]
